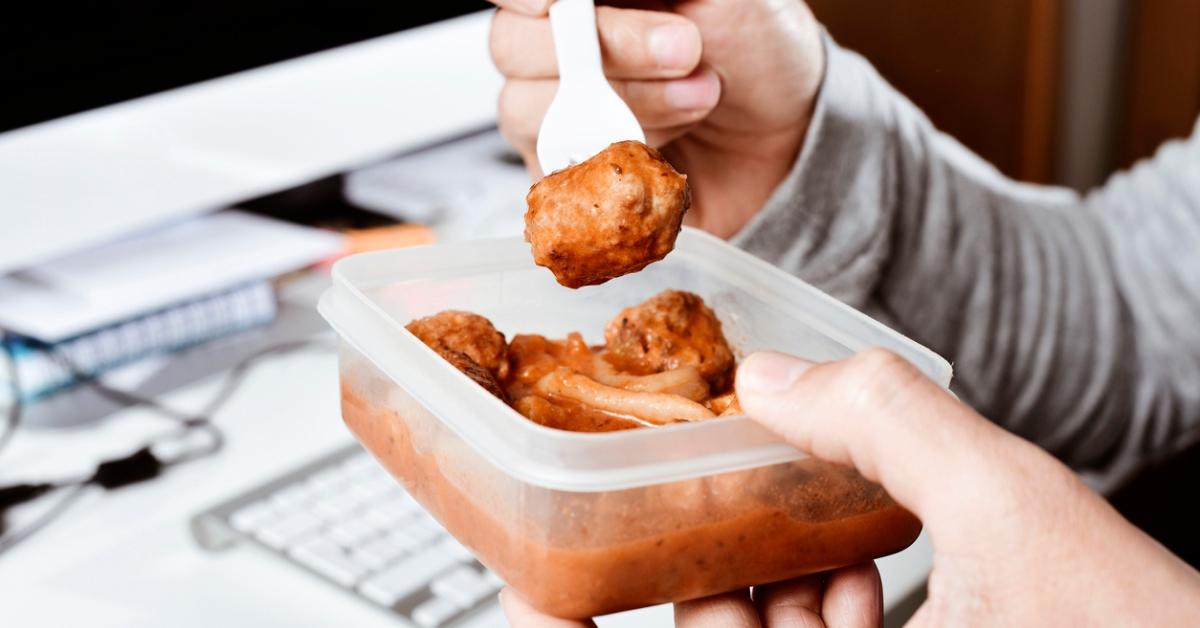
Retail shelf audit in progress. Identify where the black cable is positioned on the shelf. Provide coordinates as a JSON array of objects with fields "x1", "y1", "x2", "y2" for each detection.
[
  {"x1": 0, "y1": 333, "x2": 332, "y2": 556},
  {"x1": 0, "y1": 483, "x2": 88, "y2": 556}
]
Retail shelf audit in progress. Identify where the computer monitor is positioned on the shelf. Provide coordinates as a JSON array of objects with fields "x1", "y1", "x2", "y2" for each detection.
[{"x1": 0, "y1": 3, "x2": 500, "y2": 274}]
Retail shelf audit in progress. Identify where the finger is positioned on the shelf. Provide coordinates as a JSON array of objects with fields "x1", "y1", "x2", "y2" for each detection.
[
  {"x1": 498, "y1": 588, "x2": 596, "y2": 628},
  {"x1": 491, "y1": 7, "x2": 701, "y2": 79},
  {"x1": 753, "y1": 574, "x2": 826, "y2": 628},
  {"x1": 821, "y1": 563, "x2": 883, "y2": 628},
  {"x1": 736, "y1": 349, "x2": 1011, "y2": 523},
  {"x1": 675, "y1": 589, "x2": 762, "y2": 627},
  {"x1": 488, "y1": 0, "x2": 552, "y2": 16},
  {"x1": 507, "y1": 122, "x2": 697, "y2": 181},
  {"x1": 497, "y1": 70, "x2": 720, "y2": 145}
]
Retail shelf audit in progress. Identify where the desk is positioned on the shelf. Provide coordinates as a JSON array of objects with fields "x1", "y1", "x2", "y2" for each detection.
[{"x1": 0, "y1": 279, "x2": 931, "y2": 626}]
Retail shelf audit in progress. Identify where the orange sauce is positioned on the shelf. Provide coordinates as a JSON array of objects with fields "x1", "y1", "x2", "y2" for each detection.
[{"x1": 342, "y1": 381, "x2": 922, "y2": 618}]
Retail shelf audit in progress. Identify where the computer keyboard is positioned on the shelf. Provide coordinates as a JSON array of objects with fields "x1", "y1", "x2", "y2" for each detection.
[{"x1": 191, "y1": 444, "x2": 503, "y2": 627}]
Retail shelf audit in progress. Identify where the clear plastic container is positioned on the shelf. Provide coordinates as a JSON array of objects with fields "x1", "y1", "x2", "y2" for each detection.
[{"x1": 319, "y1": 227, "x2": 952, "y2": 618}]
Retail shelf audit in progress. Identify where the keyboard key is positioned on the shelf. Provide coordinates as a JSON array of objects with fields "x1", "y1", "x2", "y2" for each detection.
[
  {"x1": 270, "y1": 483, "x2": 317, "y2": 511},
  {"x1": 254, "y1": 511, "x2": 323, "y2": 549},
  {"x1": 229, "y1": 500, "x2": 275, "y2": 533},
  {"x1": 290, "y1": 538, "x2": 367, "y2": 587},
  {"x1": 306, "y1": 465, "x2": 354, "y2": 496},
  {"x1": 372, "y1": 482, "x2": 412, "y2": 504},
  {"x1": 373, "y1": 498, "x2": 422, "y2": 525},
  {"x1": 412, "y1": 596, "x2": 461, "y2": 627},
  {"x1": 348, "y1": 547, "x2": 391, "y2": 572},
  {"x1": 383, "y1": 529, "x2": 424, "y2": 554},
  {"x1": 349, "y1": 480, "x2": 388, "y2": 503},
  {"x1": 363, "y1": 506, "x2": 405, "y2": 530},
  {"x1": 327, "y1": 517, "x2": 380, "y2": 547},
  {"x1": 354, "y1": 534, "x2": 413, "y2": 566},
  {"x1": 430, "y1": 566, "x2": 495, "y2": 607},
  {"x1": 357, "y1": 547, "x2": 460, "y2": 607},
  {"x1": 398, "y1": 519, "x2": 442, "y2": 545},
  {"x1": 434, "y1": 537, "x2": 474, "y2": 562},
  {"x1": 341, "y1": 454, "x2": 379, "y2": 477},
  {"x1": 313, "y1": 491, "x2": 365, "y2": 521}
]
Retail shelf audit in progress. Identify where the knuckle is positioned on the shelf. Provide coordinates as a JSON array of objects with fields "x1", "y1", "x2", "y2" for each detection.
[
  {"x1": 496, "y1": 83, "x2": 537, "y2": 154},
  {"x1": 598, "y1": 8, "x2": 649, "y2": 64},
  {"x1": 488, "y1": 11, "x2": 518, "y2": 75},
  {"x1": 839, "y1": 348, "x2": 922, "y2": 411},
  {"x1": 496, "y1": 82, "x2": 516, "y2": 119},
  {"x1": 496, "y1": 84, "x2": 522, "y2": 132},
  {"x1": 855, "y1": 348, "x2": 913, "y2": 377}
]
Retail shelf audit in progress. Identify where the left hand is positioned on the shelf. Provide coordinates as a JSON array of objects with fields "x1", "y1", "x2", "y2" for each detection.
[{"x1": 499, "y1": 561, "x2": 883, "y2": 627}]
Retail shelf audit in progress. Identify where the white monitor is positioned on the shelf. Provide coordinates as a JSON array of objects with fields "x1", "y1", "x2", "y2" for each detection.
[{"x1": 0, "y1": 8, "x2": 501, "y2": 274}]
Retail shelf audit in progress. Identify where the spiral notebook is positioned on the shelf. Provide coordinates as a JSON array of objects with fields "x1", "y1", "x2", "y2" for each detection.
[{"x1": 0, "y1": 281, "x2": 277, "y2": 404}]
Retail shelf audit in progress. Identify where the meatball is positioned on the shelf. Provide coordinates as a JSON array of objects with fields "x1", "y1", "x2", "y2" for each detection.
[
  {"x1": 406, "y1": 310, "x2": 509, "y2": 381},
  {"x1": 603, "y1": 290, "x2": 735, "y2": 391},
  {"x1": 525, "y1": 141, "x2": 690, "y2": 288}
]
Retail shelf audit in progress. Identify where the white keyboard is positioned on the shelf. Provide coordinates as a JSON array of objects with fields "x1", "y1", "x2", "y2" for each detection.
[{"x1": 192, "y1": 445, "x2": 503, "y2": 627}]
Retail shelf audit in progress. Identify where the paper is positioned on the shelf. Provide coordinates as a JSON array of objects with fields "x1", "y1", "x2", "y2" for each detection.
[{"x1": 0, "y1": 210, "x2": 342, "y2": 341}]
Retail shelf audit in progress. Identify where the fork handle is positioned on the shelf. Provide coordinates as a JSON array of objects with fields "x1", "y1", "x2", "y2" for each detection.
[{"x1": 549, "y1": 0, "x2": 605, "y2": 88}]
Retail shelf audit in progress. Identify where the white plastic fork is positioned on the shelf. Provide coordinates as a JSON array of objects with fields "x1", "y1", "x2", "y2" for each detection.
[{"x1": 536, "y1": 0, "x2": 646, "y2": 174}]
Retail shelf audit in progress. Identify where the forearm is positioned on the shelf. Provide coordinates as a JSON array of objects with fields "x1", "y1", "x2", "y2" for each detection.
[{"x1": 734, "y1": 35, "x2": 1200, "y2": 490}]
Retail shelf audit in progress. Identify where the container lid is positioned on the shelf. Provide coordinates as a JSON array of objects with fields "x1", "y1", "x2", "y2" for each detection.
[{"x1": 319, "y1": 227, "x2": 952, "y2": 492}]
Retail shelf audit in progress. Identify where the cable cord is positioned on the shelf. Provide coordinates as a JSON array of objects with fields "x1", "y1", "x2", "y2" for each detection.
[
  {"x1": 0, "y1": 483, "x2": 88, "y2": 555},
  {"x1": 0, "y1": 331, "x2": 332, "y2": 557}
]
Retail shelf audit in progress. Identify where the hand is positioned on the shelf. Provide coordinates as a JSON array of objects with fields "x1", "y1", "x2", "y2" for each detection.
[
  {"x1": 501, "y1": 349, "x2": 1200, "y2": 626},
  {"x1": 734, "y1": 350, "x2": 1200, "y2": 625},
  {"x1": 501, "y1": 560, "x2": 883, "y2": 627},
  {"x1": 488, "y1": 0, "x2": 824, "y2": 238}
]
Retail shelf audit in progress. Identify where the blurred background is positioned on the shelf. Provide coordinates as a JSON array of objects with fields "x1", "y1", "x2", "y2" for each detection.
[
  {"x1": 1, "y1": 1, "x2": 1198, "y2": 627},
  {"x1": 811, "y1": 0, "x2": 1200, "y2": 189}
]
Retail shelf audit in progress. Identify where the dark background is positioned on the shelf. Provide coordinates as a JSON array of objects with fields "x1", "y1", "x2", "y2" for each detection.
[{"x1": 0, "y1": 2, "x2": 489, "y2": 133}]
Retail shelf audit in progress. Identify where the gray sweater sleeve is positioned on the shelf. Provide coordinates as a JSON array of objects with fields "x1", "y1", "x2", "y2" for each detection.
[{"x1": 731, "y1": 35, "x2": 1200, "y2": 491}]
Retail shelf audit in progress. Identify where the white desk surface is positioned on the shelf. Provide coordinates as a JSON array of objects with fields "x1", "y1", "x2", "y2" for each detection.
[{"x1": 0, "y1": 286, "x2": 930, "y2": 627}]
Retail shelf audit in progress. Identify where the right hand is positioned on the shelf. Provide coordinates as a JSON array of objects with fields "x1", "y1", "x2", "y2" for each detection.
[
  {"x1": 487, "y1": 0, "x2": 825, "y2": 238},
  {"x1": 735, "y1": 349, "x2": 1200, "y2": 625}
]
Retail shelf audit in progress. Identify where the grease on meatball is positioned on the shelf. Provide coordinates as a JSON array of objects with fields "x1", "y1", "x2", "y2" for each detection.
[
  {"x1": 525, "y1": 141, "x2": 690, "y2": 288},
  {"x1": 603, "y1": 290, "x2": 735, "y2": 392}
]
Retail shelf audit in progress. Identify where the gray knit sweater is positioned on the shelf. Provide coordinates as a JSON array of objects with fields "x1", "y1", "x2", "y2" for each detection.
[{"x1": 731, "y1": 37, "x2": 1200, "y2": 492}]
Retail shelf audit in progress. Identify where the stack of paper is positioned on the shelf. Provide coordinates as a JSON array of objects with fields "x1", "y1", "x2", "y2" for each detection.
[{"x1": 0, "y1": 210, "x2": 344, "y2": 402}]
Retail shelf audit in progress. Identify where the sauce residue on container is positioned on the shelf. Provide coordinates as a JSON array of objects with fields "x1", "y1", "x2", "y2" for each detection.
[{"x1": 341, "y1": 377, "x2": 922, "y2": 618}]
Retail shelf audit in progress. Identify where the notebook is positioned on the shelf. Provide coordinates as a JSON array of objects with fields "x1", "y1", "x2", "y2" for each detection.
[{"x1": 0, "y1": 281, "x2": 277, "y2": 404}]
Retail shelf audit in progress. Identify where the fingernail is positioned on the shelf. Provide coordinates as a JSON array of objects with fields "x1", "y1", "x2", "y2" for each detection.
[
  {"x1": 665, "y1": 69, "x2": 720, "y2": 110},
  {"x1": 738, "y1": 352, "x2": 813, "y2": 395},
  {"x1": 649, "y1": 23, "x2": 700, "y2": 69}
]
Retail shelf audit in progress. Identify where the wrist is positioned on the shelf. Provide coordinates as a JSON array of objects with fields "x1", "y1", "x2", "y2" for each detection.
[{"x1": 670, "y1": 126, "x2": 808, "y2": 238}]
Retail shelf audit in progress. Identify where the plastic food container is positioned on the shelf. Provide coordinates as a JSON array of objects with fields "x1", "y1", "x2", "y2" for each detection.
[{"x1": 319, "y1": 227, "x2": 952, "y2": 618}]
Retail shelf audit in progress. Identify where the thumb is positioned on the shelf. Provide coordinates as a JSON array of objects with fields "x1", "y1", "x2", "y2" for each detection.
[{"x1": 736, "y1": 349, "x2": 1010, "y2": 524}]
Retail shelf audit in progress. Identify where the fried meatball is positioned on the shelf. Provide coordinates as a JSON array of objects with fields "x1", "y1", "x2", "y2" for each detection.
[
  {"x1": 603, "y1": 290, "x2": 735, "y2": 391},
  {"x1": 525, "y1": 140, "x2": 690, "y2": 288},
  {"x1": 406, "y1": 310, "x2": 509, "y2": 380}
]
